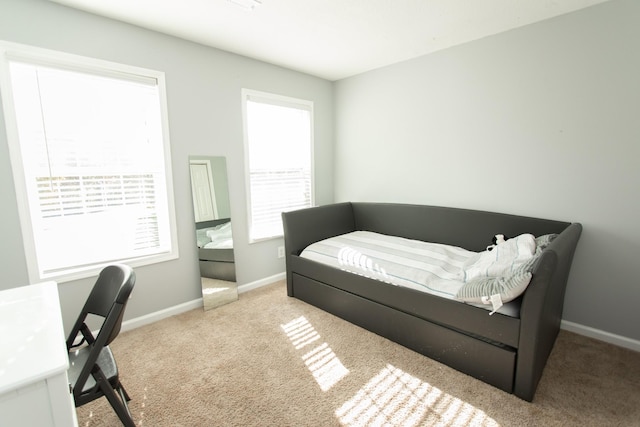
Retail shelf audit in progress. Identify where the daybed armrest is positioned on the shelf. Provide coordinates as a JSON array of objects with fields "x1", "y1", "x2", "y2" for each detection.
[
  {"x1": 282, "y1": 203, "x2": 356, "y2": 296},
  {"x1": 515, "y1": 222, "x2": 582, "y2": 400}
]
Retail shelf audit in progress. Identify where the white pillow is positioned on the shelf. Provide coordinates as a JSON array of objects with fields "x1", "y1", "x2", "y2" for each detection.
[
  {"x1": 462, "y1": 233, "x2": 536, "y2": 282},
  {"x1": 196, "y1": 229, "x2": 212, "y2": 247},
  {"x1": 535, "y1": 233, "x2": 557, "y2": 254},
  {"x1": 456, "y1": 271, "x2": 533, "y2": 304}
]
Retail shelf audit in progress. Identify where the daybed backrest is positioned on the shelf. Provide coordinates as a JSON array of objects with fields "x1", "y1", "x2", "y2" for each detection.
[
  {"x1": 282, "y1": 202, "x2": 355, "y2": 256},
  {"x1": 352, "y1": 202, "x2": 570, "y2": 251}
]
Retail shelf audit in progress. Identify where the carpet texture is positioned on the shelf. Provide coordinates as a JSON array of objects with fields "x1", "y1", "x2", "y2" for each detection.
[{"x1": 76, "y1": 281, "x2": 640, "y2": 426}]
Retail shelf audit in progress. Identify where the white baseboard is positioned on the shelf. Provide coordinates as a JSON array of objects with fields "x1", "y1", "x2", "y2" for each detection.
[
  {"x1": 121, "y1": 298, "x2": 203, "y2": 333},
  {"x1": 561, "y1": 320, "x2": 640, "y2": 352},
  {"x1": 120, "y1": 273, "x2": 285, "y2": 333},
  {"x1": 238, "y1": 272, "x2": 285, "y2": 294}
]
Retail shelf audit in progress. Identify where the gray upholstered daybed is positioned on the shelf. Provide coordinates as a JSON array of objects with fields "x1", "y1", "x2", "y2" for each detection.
[{"x1": 282, "y1": 202, "x2": 582, "y2": 401}]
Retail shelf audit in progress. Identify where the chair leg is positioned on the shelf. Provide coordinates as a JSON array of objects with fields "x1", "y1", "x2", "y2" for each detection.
[
  {"x1": 103, "y1": 386, "x2": 136, "y2": 427},
  {"x1": 117, "y1": 385, "x2": 132, "y2": 416},
  {"x1": 119, "y1": 382, "x2": 132, "y2": 402},
  {"x1": 95, "y1": 373, "x2": 136, "y2": 427}
]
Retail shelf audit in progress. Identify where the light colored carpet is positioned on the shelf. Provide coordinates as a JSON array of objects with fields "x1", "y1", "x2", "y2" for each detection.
[{"x1": 76, "y1": 281, "x2": 640, "y2": 426}]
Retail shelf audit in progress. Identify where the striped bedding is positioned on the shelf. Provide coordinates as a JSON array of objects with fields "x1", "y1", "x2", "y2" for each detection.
[{"x1": 299, "y1": 231, "x2": 477, "y2": 300}]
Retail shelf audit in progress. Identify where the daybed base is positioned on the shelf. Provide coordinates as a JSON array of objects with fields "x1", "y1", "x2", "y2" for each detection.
[{"x1": 292, "y1": 272, "x2": 517, "y2": 392}]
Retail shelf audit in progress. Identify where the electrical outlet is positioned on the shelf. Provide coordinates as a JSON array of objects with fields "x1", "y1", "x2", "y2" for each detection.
[{"x1": 277, "y1": 246, "x2": 285, "y2": 258}]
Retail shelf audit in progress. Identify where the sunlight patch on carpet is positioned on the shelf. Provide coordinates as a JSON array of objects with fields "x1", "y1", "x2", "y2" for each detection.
[
  {"x1": 302, "y1": 342, "x2": 350, "y2": 391},
  {"x1": 137, "y1": 386, "x2": 147, "y2": 425},
  {"x1": 335, "y1": 364, "x2": 500, "y2": 427},
  {"x1": 282, "y1": 316, "x2": 350, "y2": 391},
  {"x1": 281, "y1": 315, "x2": 320, "y2": 349}
]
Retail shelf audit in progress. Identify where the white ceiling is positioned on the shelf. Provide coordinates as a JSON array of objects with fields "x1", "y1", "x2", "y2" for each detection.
[{"x1": 49, "y1": 0, "x2": 610, "y2": 81}]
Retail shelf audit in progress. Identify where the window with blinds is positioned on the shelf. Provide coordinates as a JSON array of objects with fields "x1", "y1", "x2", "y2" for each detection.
[
  {"x1": 242, "y1": 90, "x2": 314, "y2": 242},
  {"x1": 0, "y1": 41, "x2": 178, "y2": 282}
]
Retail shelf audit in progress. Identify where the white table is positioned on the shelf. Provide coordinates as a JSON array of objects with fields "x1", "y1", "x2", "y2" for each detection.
[{"x1": 0, "y1": 281, "x2": 78, "y2": 427}]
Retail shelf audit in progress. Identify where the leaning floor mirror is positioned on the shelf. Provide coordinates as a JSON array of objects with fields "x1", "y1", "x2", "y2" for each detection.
[{"x1": 189, "y1": 155, "x2": 238, "y2": 310}]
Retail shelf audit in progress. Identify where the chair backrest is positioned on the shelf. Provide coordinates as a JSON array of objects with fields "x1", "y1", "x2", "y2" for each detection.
[{"x1": 66, "y1": 264, "x2": 136, "y2": 349}]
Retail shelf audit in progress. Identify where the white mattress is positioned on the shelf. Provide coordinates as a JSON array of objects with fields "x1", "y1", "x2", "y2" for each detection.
[
  {"x1": 197, "y1": 221, "x2": 234, "y2": 249},
  {"x1": 300, "y1": 231, "x2": 476, "y2": 300},
  {"x1": 300, "y1": 229, "x2": 541, "y2": 314}
]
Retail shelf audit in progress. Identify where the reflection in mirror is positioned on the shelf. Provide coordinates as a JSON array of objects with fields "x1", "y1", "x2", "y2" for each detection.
[{"x1": 189, "y1": 156, "x2": 238, "y2": 311}]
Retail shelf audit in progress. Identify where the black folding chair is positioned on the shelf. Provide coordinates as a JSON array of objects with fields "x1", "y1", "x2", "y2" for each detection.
[{"x1": 66, "y1": 264, "x2": 136, "y2": 427}]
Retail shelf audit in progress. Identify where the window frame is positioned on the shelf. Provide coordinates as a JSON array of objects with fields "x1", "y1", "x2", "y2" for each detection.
[
  {"x1": 0, "y1": 40, "x2": 179, "y2": 283},
  {"x1": 241, "y1": 89, "x2": 315, "y2": 243}
]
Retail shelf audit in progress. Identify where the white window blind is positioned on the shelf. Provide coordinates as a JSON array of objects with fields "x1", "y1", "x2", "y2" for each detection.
[
  {"x1": 0, "y1": 42, "x2": 178, "y2": 282},
  {"x1": 243, "y1": 90, "x2": 314, "y2": 242}
]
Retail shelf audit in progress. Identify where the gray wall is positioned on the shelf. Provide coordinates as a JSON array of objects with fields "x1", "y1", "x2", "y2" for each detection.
[
  {"x1": 334, "y1": 0, "x2": 640, "y2": 341},
  {"x1": 0, "y1": 0, "x2": 334, "y2": 331}
]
